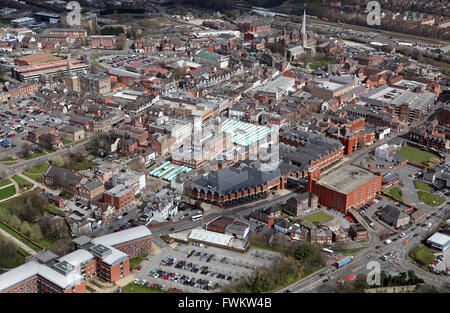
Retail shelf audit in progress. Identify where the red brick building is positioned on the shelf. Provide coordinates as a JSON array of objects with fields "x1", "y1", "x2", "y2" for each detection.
[
  {"x1": 327, "y1": 118, "x2": 375, "y2": 155},
  {"x1": 308, "y1": 165, "x2": 382, "y2": 215},
  {"x1": 349, "y1": 223, "x2": 369, "y2": 241},
  {"x1": 103, "y1": 185, "x2": 136, "y2": 210}
]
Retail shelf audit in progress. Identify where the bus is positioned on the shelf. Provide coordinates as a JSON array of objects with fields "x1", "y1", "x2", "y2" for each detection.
[
  {"x1": 191, "y1": 214, "x2": 203, "y2": 221},
  {"x1": 322, "y1": 248, "x2": 334, "y2": 255}
]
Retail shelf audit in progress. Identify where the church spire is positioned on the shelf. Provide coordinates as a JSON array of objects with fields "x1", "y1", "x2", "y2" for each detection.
[{"x1": 301, "y1": 3, "x2": 307, "y2": 47}]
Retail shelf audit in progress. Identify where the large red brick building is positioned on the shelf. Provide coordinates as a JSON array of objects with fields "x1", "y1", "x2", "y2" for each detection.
[{"x1": 308, "y1": 165, "x2": 382, "y2": 215}]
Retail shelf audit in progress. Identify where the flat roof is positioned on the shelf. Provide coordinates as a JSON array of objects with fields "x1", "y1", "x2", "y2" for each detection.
[
  {"x1": 318, "y1": 165, "x2": 379, "y2": 194},
  {"x1": 189, "y1": 228, "x2": 234, "y2": 247},
  {"x1": 427, "y1": 232, "x2": 450, "y2": 246}
]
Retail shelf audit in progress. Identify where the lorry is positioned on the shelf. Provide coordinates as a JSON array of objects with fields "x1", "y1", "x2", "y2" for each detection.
[{"x1": 335, "y1": 256, "x2": 354, "y2": 268}]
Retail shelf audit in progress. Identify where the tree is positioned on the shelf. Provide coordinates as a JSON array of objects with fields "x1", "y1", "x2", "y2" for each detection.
[
  {"x1": 49, "y1": 238, "x2": 72, "y2": 256},
  {"x1": 0, "y1": 236, "x2": 17, "y2": 267},
  {"x1": 29, "y1": 224, "x2": 43, "y2": 241},
  {"x1": 19, "y1": 221, "x2": 31, "y2": 236},
  {"x1": 0, "y1": 209, "x2": 11, "y2": 223},
  {"x1": 9, "y1": 215, "x2": 21, "y2": 229},
  {"x1": 129, "y1": 157, "x2": 146, "y2": 172},
  {"x1": 117, "y1": 33, "x2": 127, "y2": 50},
  {"x1": 20, "y1": 142, "x2": 33, "y2": 156},
  {"x1": 52, "y1": 155, "x2": 65, "y2": 168}
]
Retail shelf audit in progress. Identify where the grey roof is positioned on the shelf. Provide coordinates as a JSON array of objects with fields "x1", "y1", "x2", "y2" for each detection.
[
  {"x1": 189, "y1": 163, "x2": 282, "y2": 196},
  {"x1": 45, "y1": 165, "x2": 83, "y2": 188},
  {"x1": 382, "y1": 205, "x2": 407, "y2": 220},
  {"x1": 72, "y1": 235, "x2": 93, "y2": 247},
  {"x1": 36, "y1": 250, "x2": 59, "y2": 264},
  {"x1": 82, "y1": 177, "x2": 104, "y2": 191}
]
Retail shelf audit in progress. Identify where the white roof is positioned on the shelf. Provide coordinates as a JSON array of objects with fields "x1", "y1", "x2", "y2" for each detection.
[
  {"x1": 188, "y1": 228, "x2": 234, "y2": 247},
  {"x1": 427, "y1": 232, "x2": 450, "y2": 246},
  {"x1": 58, "y1": 249, "x2": 94, "y2": 267},
  {"x1": 92, "y1": 225, "x2": 152, "y2": 247},
  {"x1": 0, "y1": 261, "x2": 83, "y2": 292},
  {"x1": 102, "y1": 247, "x2": 129, "y2": 266}
]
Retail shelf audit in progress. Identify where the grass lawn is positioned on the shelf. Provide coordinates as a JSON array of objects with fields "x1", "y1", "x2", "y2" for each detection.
[
  {"x1": 397, "y1": 146, "x2": 437, "y2": 164},
  {"x1": 335, "y1": 247, "x2": 367, "y2": 255},
  {"x1": 0, "y1": 222, "x2": 42, "y2": 252},
  {"x1": 0, "y1": 179, "x2": 12, "y2": 188},
  {"x1": 387, "y1": 187, "x2": 403, "y2": 202},
  {"x1": 410, "y1": 245, "x2": 435, "y2": 266},
  {"x1": 417, "y1": 191, "x2": 445, "y2": 206},
  {"x1": 302, "y1": 211, "x2": 334, "y2": 224},
  {"x1": 0, "y1": 185, "x2": 16, "y2": 201},
  {"x1": 122, "y1": 283, "x2": 168, "y2": 293},
  {"x1": 11, "y1": 175, "x2": 32, "y2": 186},
  {"x1": 23, "y1": 152, "x2": 46, "y2": 160},
  {"x1": 46, "y1": 205, "x2": 66, "y2": 217},
  {"x1": 3, "y1": 161, "x2": 16, "y2": 166},
  {"x1": 24, "y1": 162, "x2": 50, "y2": 174},
  {"x1": 130, "y1": 254, "x2": 147, "y2": 270},
  {"x1": 24, "y1": 173, "x2": 44, "y2": 184},
  {"x1": 251, "y1": 241, "x2": 284, "y2": 253},
  {"x1": 38, "y1": 239, "x2": 54, "y2": 249},
  {"x1": 45, "y1": 149, "x2": 56, "y2": 154},
  {"x1": 63, "y1": 139, "x2": 72, "y2": 145},
  {"x1": 414, "y1": 180, "x2": 432, "y2": 191},
  {"x1": 1, "y1": 156, "x2": 16, "y2": 161},
  {"x1": 17, "y1": 247, "x2": 31, "y2": 257}
]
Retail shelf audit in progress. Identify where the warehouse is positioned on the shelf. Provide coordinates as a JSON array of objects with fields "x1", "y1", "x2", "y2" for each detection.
[{"x1": 426, "y1": 232, "x2": 450, "y2": 252}]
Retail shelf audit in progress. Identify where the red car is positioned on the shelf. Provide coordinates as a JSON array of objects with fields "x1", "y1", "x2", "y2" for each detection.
[
  {"x1": 136, "y1": 266, "x2": 142, "y2": 270},
  {"x1": 168, "y1": 287, "x2": 173, "y2": 292},
  {"x1": 151, "y1": 283, "x2": 156, "y2": 288},
  {"x1": 117, "y1": 228, "x2": 123, "y2": 231}
]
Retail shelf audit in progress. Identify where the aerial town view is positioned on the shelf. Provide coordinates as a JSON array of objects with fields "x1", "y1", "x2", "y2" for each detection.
[{"x1": 0, "y1": 0, "x2": 449, "y2": 304}]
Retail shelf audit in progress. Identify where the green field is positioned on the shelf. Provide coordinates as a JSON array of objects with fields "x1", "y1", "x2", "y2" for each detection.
[
  {"x1": 46, "y1": 205, "x2": 66, "y2": 217},
  {"x1": 23, "y1": 152, "x2": 46, "y2": 160},
  {"x1": 251, "y1": 241, "x2": 284, "y2": 253},
  {"x1": 3, "y1": 161, "x2": 16, "y2": 166},
  {"x1": 24, "y1": 173, "x2": 44, "y2": 184},
  {"x1": 335, "y1": 247, "x2": 367, "y2": 255},
  {"x1": 11, "y1": 175, "x2": 32, "y2": 186},
  {"x1": 0, "y1": 185, "x2": 16, "y2": 201},
  {"x1": 0, "y1": 179, "x2": 12, "y2": 188},
  {"x1": 417, "y1": 191, "x2": 445, "y2": 206},
  {"x1": 302, "y1": 211, "x2": 334, "y2": 224},
  {"x1": 24, "y1": 162, "x2": 50, "y2": 174},
  {"x1": 122, "y1": 283, "x2": 168, "y2": 293},
  {"x1": 397, "y1": 146, "x2": 437, "y2": 164},
  {"x1": 387, "y1": 187, "x2": 403, "y2": 202},
  {"x1": 410, "y1": 246, "x2": 435, "y2": 266},
  {"x1": 130, "y1": 255, "x2": 147, "y2": 270},
  {"x1": 414, "y1": 180, "x2": 432, "y2": 191},
  {"x1": 1, "y1": 157, "x2": 15, "y2": 161}
]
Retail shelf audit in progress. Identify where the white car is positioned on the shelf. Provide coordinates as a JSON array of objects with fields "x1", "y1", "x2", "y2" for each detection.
[{"x1": 399, "y1": 232, "x2": 406, "y2": 237}]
